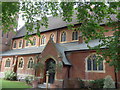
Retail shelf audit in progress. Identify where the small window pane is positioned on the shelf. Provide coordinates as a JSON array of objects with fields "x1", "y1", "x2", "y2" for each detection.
[
  {"x1": 41, "y1": 36, "x2": 46, "y2": 45},
  {"x1": 33, "y1": 37, "x2": 36, "y2": 45},
  {"x1": 19, "y1": 40, "x2": 22, "y2": 47},
  {"x1": 13, "y1": 41, "x2": 16, "y2": 48},
  {"x1": 26, "y1": 40, "x2": 29, "y2": 46},
  {"x1": 5, "y1": 59, "x2": 10, "y2": 67},
  {"x1": 18, "y1": 58, "x2": 23, "y2": 68},
  {"x1": 72, "y1": 31, "x2": 78, "y2": 40},
  {"x1": 61, "y1": 32, "x2": 66, "y2": 42},
  {"x1": 28, "y1": 58, "x2": 34, "y2": 68},
  {"x1": 93, "y1": 60, "x2": 97, "y2": 70},
  {"x1": 50, "y1": 34, "x2": 54, "y2": 41},
  {"x1": 75, "y1": 31, "x2": 78, "y2": 40},
  {"x1": 87, "y1": 59, "x2": 92, "y2": 70},
  {"x1": 98, "y1": 62, "x2": 103, "y2": 70}
]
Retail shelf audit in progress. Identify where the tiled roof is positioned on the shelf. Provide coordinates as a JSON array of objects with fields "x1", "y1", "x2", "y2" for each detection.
[
  {"x1": 1, "y1": 46, "x2": 45, "y2": 56},
  {"x1": 60, "y1": 39, "x2": 105, "y2": 52},
  {"x1": 55, "y1": 43, "x2": 71, "y2": 65},
  {"x1": 14, "y1": 14, "x2": 117, "y2": 39},
  {"x1": 14, "y1": 15, "x2": 78, "y2": 38}
]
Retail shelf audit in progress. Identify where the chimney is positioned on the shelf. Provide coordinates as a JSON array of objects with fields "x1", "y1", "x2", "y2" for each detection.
[{"x1": 78, "y1": 32, "x2": 83, "y2": 44}]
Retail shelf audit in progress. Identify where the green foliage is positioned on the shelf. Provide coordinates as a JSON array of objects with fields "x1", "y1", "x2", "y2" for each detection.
[
  {"x1": 25, "y1": 76, "x2": 34, "y2": 84},
  {"x1": 1, "y1": 2, "x2": 20, "y2": 32},
  {"x1": 103, "y1": 75, "x2": 115, "y2": 88},
  {"x1": 4, "y1": 71, "x2": 17, "y2": 81},
  {"x1": 90, "y1": 78, "x2": 105, "y2": 88},
  {"x1": 78, "y1": 78, "x2": 85, "y2": 88},
  {"x1": 2, "y1": 1, "x2": 120, "y2": 70}
]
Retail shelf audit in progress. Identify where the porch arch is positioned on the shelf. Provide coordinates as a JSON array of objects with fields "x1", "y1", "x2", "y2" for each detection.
[{"x1": 45, "y1": 58, "x2": 56, "y2": 84}]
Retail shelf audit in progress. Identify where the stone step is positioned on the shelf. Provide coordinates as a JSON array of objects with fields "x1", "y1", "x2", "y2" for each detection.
[{"x1": 38, "y1": 83, "x2": 51, "y2": 88}]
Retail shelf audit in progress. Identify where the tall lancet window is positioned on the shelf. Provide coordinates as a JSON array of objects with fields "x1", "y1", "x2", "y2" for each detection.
[{"x1": 61, "y1": 31, "x2": 66, "y2": 42}]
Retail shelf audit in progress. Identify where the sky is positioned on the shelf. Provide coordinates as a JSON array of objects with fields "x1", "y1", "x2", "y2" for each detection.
[{"x1": 17, "y1": 14, "x2": 25, "y2": 30}]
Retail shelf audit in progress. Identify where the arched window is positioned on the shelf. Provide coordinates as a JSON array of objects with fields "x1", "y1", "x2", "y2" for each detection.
[
  {"x1": 72, "y1": 30, "x2": 78, "y2": 40},
  {"x1": 33, "y1": 37, "x2": 36, "y2": 46},
  {"x1": 41, "y1": 35, "x2": 46, "y2": 45},
  {"x1": 13, "y1": 41, "x2": 16, "y2": 48},
  {"x1": 86, "y1": 54, "x2": 104, "y2": 71},
  {"x1": 5, "y1": 59, "x2": 11, "y2": 67},
  {"x1": 18, "y1": 58, "x2": 24, "y2": 68},
  {"x1": 50, "y1": 34, "x2": 54, "y2": 41},
  {"x1": 26, "y1": 40, "x2": 29, "y2": 46},
  {"x1": 19, "y1": 40, "x2": 22, "y2": 47},
  {"x1": 28, "y1": 58, "x2": 34, "y2": 68},
  {"x1": 61, "y1": 31, "x2": 66, "y2": 42}
]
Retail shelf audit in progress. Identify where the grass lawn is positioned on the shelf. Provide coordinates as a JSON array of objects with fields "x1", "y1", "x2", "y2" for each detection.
[{"x1": 0, "y1": 79, "x2": 32, "y2": 88}]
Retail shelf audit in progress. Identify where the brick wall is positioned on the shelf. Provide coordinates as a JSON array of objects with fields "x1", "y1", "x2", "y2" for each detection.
[
  {"x1": 11, "y1": 25, "x2": 114, "y2": 50},
  {"x1": 67, "y1": 50, "x2": 116, "y2": 81},
  {"x1": 0, "y1": 30, "x2": 15, "y2": 52}
]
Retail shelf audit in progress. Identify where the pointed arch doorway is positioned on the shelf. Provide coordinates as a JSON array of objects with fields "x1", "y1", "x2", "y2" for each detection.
[{"x1": 45, "y1": 58, "x2": 56, "y2": 84}]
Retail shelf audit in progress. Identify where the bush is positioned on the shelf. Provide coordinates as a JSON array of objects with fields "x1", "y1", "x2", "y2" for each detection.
[
  {"x1": 25, "y1": 76, "x2": 34, "y2": 84},
  {"x1": 4, "y1": 71, "x2": 17, "y2": 81},
  {"x1": 103, "y1": 75, "x2": 115, "y2": 88},
  {"x1": 78, "y1": 78, "x2": 85, "y2": 88},
  {"x1": 90, "y1": 78, "x2": 105, "y2": 88}
]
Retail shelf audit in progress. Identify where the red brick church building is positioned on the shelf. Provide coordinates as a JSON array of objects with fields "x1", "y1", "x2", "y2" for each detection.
[{"x1": 0, "y1": 16, "x2": 120, "y2": 87}]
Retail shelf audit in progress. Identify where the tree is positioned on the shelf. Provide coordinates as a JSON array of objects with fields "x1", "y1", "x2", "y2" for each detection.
[
  {"x1": 1, "y1": 2, "x2": 19, "y2": 33},
  {"x1": 1, "y1": 0, "x2": 120, "y2": 87}
]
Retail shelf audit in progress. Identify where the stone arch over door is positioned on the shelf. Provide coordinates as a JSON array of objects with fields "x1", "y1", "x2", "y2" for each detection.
[{"x1": 44, "y1": 58, "x2": 56, "y2": 84}]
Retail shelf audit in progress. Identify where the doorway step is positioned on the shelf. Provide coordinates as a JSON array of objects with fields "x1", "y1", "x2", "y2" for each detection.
[{"x1": 38, "y1": 83, "x2": 50, "y2": 88}]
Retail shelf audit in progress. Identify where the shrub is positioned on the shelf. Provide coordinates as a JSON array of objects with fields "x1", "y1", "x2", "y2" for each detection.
[
  {"x1": 103, "y1": 75, "x2": 115, "y2": 88},
  {"x1": 4, "y1": 71, "x2": 17, "y2": 81},
  {"x1": 90, "y1": 78, "x2": 105, "y2": 88},
  {"x1": 25, "y1": 76, "x2": 34, "y2": 84},
  {"x1": 78, "y1": 78, "x2": 85, "y2": 88}
]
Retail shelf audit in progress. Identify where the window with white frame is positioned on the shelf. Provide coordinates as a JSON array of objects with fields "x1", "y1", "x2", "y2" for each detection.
[
  {"x1": 61, "y1": 31, "x2": 66, "y2": 42},
  {"x1": 33, "y1": 37, "x2": 36, "y2": 46},
  {"x1": 13, "y1": 41, "x2": 17, "y2": 48},
  {"x1": 19, "y1": 40, "x2": 22, "y2": 48},
  {"x1": 5, "y1": 58, "x2": 11, "y2": 67},
  {"x1": 28, "y1": 58, "x2": 34, "y2": 68},
  {"x1": 41, "y1": 35, "x2": 46, "y2": 45},
  {"x1": 50, "y1": 34, "x2": 54, "y2": 41},
  {"x1": 18, "y1": 58, "x2": 24, "y2": 68},
  {"x1": 72, "y1": 30, "x2": 78, "y2": 40},
  {"x1": 26, "y1": 40, "x2": 29, "y2": 46},
  {"x1": 86, "y1": 54, "x2": 104, "y2": 71}
]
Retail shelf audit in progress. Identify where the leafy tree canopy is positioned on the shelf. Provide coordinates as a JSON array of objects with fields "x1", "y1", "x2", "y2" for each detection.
[{"x1": 1, "y1": 1, "x2": 120, "y2": 70}]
